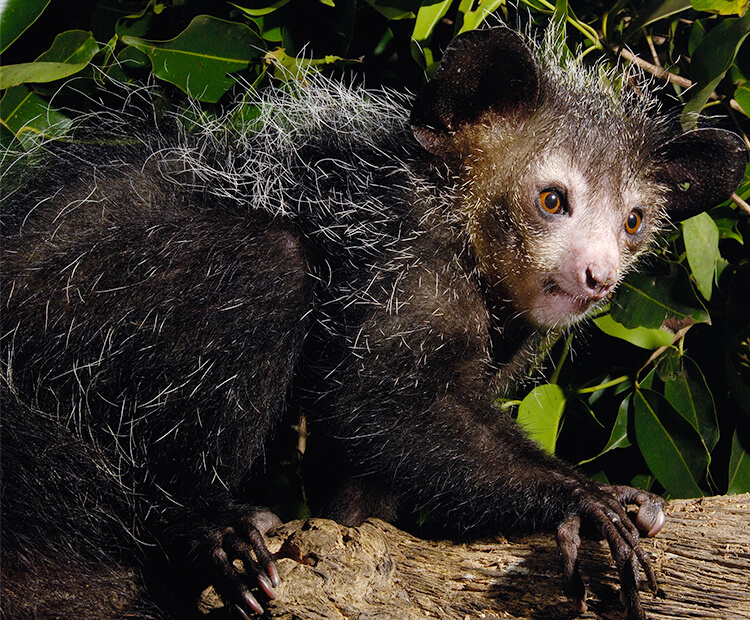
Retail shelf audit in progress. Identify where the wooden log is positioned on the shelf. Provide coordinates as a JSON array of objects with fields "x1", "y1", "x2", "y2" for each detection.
[{"x1": 201, "y1": 494, "x2": 750, "y2": 619}]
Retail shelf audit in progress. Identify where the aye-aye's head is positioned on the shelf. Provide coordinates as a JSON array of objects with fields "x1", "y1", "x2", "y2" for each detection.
[{"x1": 411, "y1": 27, "x2": 748, "y2": 329}]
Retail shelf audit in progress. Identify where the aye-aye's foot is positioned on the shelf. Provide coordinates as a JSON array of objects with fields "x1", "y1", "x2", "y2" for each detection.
[
  {"x1": 555, "y1": 484, "x2": 665, "y2": 620},
  {"x1": 201, "y1": 508, "x2": 282, "y2": 618}
]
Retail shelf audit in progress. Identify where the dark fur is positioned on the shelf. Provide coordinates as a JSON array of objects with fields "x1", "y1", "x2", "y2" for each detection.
[{"x1": 1, "y1": 27, "x2": 747, "y2": 619}]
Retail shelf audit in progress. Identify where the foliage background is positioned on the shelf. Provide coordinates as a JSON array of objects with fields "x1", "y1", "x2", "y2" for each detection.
[{"x1": 1, "y1": 0, "x2": 749, "y2": 514}]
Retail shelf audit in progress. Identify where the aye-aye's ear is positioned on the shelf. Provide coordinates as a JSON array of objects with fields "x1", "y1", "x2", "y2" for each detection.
[
  {"x1": 410, "y1": 27, "x2": 539, "y2": 157},
  {"x1": 654, "y1": 128, "x2": 748, "y2": 222}
]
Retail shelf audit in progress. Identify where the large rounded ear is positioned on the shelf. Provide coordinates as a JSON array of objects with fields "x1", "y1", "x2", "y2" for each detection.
[
  {"x1": 654, "y1": 128, "x2": 748, "y2": 222},
  {"x1": 410, "y1": 27, "x2": 539, "y2": 157}
]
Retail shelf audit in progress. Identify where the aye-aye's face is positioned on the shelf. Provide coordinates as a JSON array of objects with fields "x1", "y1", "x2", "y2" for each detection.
[{"x1": 460, "y1": 122, "x2": 666, "y2": 329}]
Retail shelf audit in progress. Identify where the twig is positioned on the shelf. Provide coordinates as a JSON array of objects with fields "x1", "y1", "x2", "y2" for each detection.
[
  {"x1": 615, "y1": 47, "x2": 745, "y2": 116},
  {"x1": 733, "y1": 193, "x2": 750, "y2": 216},
  {"x1": 616, "y1": 47, "x2": 691, "y2": 88}
]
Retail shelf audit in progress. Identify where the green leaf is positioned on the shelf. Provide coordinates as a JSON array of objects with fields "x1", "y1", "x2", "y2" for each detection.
[
  {"x1": 100, "y1": 34, "x2": 119, "y2": 69},
  {"x1": 641, "y1": 368, "x2": 656, "y2": 391},
  {"x1": 115, "y1": 11, "x2": 154, "y2": 39},
  {"x1": 594, "y1": 313, "x2": 674, "y2": 349},
  {"x1": 629, "y1": 474, "x2": 656, "y2": 491},
  {"x1": 624, "y1": 0, "x2": 692, "y2": 41},
  {"x1": 0, "y1": 85, "x2": 71, "y2": 149},
  {"x1": 230, "y1": 0, "x2": 294, "y2": 17},
  {"x1": 579, "y1": 395, "x2": 632, "y2": 464},
  {"x1": 735, "y1": 82, "x2": 750, "y2": 117},
  {"x1": 364, "y1": 0, "x2": 421, "y2": 19},
  {"x1": 688, "y1": 18, "x2": 709, "y2": 55},
  {"x1": 516, "y1": 383, "x2": 567, "y2": 454},
  {"x1": 603, "y1": 396, "x2": 633, "y2": 451},
  {"x1": 691, "y1": 0, "x2": 750, "y2": 16},
  {"x1": 658, "y1": 350, "x2": 719, "y2": 451},
  {"x1": 589, "y1": 470, "x2": 610, "y2": 484},
  {"x1": 634, "y1": 388, "x2": 709, "y2": 498},
  {"x1": 122, "y1": 16, "x2": 266, "y2": 103},
  {"x1": 682, "y1": 211, "x2": 720, "y2": 300},
  {"x1": 0, "y1": 62, "x2": 91, "y2": 90},
  {"x1": 412, "y1": 0, "x2": 452, "y2": 41},
  {"x1": 728, "y1": 429, "x2": 750, "y2": 494},
  {"x1": 0, "y1": 30, "x2": 100, "y2": 90},
  {"x1": 37, "y1": 29, "x2": 99, "y2": 63},
  {"x1": 714, "y1": 209, "x2": 745, "y2": 243},
  {"x1": 682, "y1": 14, "x2": 750, "y2": 125},
  {"x1": 457, "y1": 0, "x2": 506, "y2": 33},
  {"x1": 0, "y1": 0, "x2": 52, "y2": 54},
  {"x1": 611, "y1": 261, "x2": 710, "y2": 329},
  {"x1": 411, "y1": 0, "x2": 453, "y2": 66}
]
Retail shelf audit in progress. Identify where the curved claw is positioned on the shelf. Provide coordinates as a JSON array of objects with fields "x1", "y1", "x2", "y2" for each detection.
[
  {"x1": 604, "y1": 485, "x2": 666, "y2": 537},
  {"x1": 207, "y1": 508, "x2": 282, "y2": 617},
  {"x1": 640, "y1": 506, "x2": 666, "y2": 538}
]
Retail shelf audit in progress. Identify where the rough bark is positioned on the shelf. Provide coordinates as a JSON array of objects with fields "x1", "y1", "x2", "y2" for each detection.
[{"x1": 201, "y1": 494, "x2": 750, "y2": 619}]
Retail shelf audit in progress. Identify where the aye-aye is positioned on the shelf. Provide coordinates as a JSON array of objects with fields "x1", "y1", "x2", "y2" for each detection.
[{"x1": 1, "y1": 26, "x2": 747, "y2": 620}]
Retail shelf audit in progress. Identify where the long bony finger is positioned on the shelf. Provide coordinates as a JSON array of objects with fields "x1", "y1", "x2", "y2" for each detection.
[{"x1": 556, "y1": 515, "x2": 587, "y2": 613}]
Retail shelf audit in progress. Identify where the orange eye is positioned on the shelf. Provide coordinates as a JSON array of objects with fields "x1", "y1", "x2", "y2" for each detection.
[
  {"x1": 540, "y1": 190, "x2": 563, "y2": 214},
  {"x1": 625, "y1": 210, "x2": 642, "y2": 234}
]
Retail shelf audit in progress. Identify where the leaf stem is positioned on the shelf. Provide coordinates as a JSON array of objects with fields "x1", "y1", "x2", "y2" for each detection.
[
  {"x1": 575, "y1": 375, "x2": 630, "y2": 395},
  {"x1": 550, "y1": 331, "x2": 574, "y2": 385}
]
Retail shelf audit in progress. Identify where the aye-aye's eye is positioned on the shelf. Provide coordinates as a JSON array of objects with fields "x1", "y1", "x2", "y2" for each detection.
[
  {"x1": 625, "y1": 210, "x2": 643, "y2": 235},
  {"x1": 539, "y1": 190, "x2": 565, "y2": 215}
]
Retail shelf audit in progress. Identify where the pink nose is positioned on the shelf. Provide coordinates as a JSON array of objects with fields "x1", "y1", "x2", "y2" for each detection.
[{"x1": 583, "y1": 264, "x2": 617, "y2": 299}]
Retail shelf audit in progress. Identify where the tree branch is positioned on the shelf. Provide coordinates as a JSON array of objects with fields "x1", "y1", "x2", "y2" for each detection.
[{"x1": 200, "y1": 494, "x2": 750, "y2": 619}]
